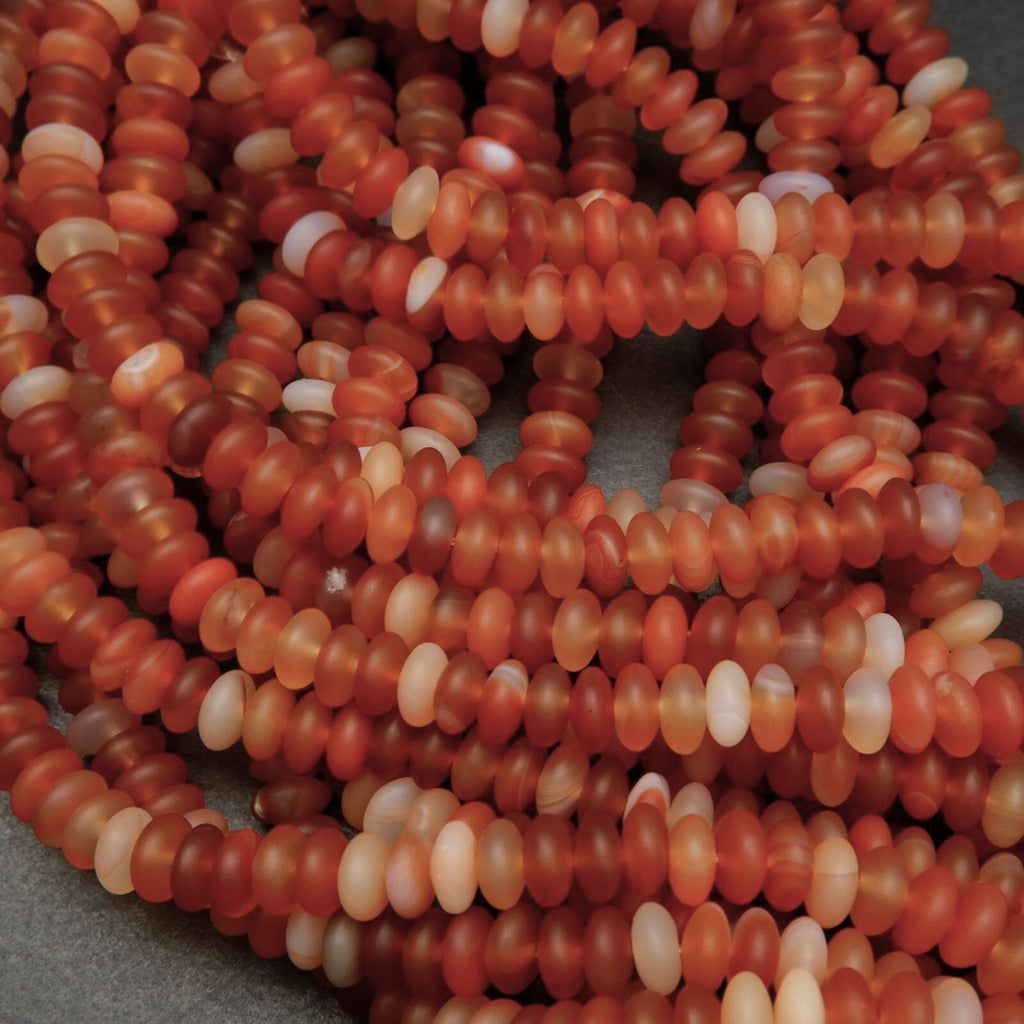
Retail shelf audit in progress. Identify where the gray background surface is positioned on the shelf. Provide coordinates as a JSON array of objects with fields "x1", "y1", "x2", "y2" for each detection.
[{"x1": 2, "y1": 2, "x2": 1023, "y2": 1021}]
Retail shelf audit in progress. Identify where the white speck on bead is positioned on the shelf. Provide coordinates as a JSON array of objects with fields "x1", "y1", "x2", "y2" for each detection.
[{"x1": 758, "y1": 170, "x2": 835, "y2": 204}]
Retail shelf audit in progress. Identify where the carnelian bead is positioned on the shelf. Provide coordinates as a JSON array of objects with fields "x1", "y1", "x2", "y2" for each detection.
[{"x1": 714, "y1": 810, "x2": 767, "y2": 905}]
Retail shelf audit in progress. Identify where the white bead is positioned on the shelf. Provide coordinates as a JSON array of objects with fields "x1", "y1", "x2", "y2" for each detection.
[
  {"x1": 0, "y1": 296, "x2": 48, "y2": 336},
  {"x1": 281, "y1": 210, "x2": 345, "y2": 276},
  {"x1": 22, "y1": 123, "x2": 104, "y2": 172},
  {"x1": 736, "y1": 191, "x2": 778, "y2": 260},
  {"x1": 0, "y1": 365, "x2": 72, "y2": 420},
  {"x1": 406, "y1": 256, "x2": 448, "y2": 315},
  {"x1": 481, "y1": 0, "x2": 528, "y2": 57},
  {"x1": 903, "y1": 56, "x2": 969, "y2": 108},
  {"x1": 282, "y1": 378, "x2": 337, "y2": 415},
  {"x1": 759, "y1": 170, "x2": 834, "y2": 204}
]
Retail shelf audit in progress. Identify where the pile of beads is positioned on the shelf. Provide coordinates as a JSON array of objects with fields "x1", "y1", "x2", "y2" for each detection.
[{"x1": 1, "y1": 0, "x2": 1024, "y2": 1021}]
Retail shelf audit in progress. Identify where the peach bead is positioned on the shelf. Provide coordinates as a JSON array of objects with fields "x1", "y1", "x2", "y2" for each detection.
[
  {"x1": 431, "y1": 819, "x2": 478, "y2": 913},
  {"x1": 285, "y1": 908, "x2": 328, "y2": 972},
  {"x1": 842, "y1": 667, "x2": 892, "y2": 754},
  {"x1": 735, "y1": 191, "x2": 777, "y2": 260},
  {"x1": 110, "y1": 342, "x2": 186, "y2": 408},
  {"x1": 799, "y1": 254, "x2": 844, "y2": 331},
  {"x1": 36, "y1": 218, "x2": 120, "y2": 273},
  {"x1": 397, "y1": 642, "x2": 447, "y2": 727},
  {"x1": 94, "y1": 806, "x2": 152, "y2": 895},
  {"x1": 931, "y1": 599, "x2": 1003, "y2": 649},
  {"x1": 22, "y1": 123, "x2": 104, "y2": 173},
  {"x1": 870, "y1": 106, "x2": 931, "y2": 168},
  {"x1": 721, "y1": 972, "x2": 773, "y2": 1024},
  {"x1": 337, "y1": 831, "x2": 389, "y2": 921},
  {"x1": 982, "y1": 765, "x2": 1024, "y2": 848},
  {"x1": 776, "y1": 916, "x2": 828, "y2": 988},
  {"x1": 758, "y1": 171, "x2": 834, "y2": 204},
  {"x1": 705, "y1": 660, "x2": 751, "y2": 748},
  {"x1": 1, "y1": 366, "x2": 73, "y2": 420},
  {"x1": 805, "y1": 837, "x2": 859, "y2": 928},
  {"x1": 774, "y1": 967, "x2": 825, "y2": 1024},
  {"x1": 631, "y1": 901, "x2": 682, "y2": 996},
  {"x1": 235, "y1": 127, "x2": 300, "y2": 174},
  {"x1": 197, "y1": 669, "x2": 255, "y2": 750},
  {"x1": 282, "y1": 211, "x2": 345, "y2": 277},
  {"x1": 930, "y1": 977, "x2": 982, "y2": 1024}
]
